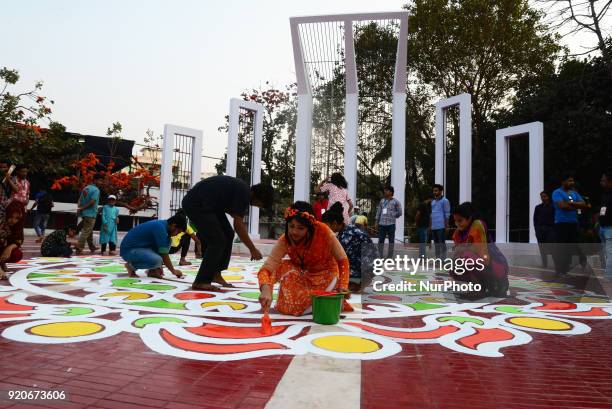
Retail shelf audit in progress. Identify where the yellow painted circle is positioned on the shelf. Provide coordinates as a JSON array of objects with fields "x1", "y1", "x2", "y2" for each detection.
[
  {"x1": 507, "y1": 317, "x2": 571, "y2": 331},
  {"x1": 48, "y1": 277, "x2": 79, "y2": 282},
  {"x1": 201, "y1": 301, "x2": 246, "y2": 310},
  {"x1": 30, "y1": 322, "x2": 103, "y2": 337},
  {"x1": 102, "y1": 291, "x2": 151, "y2": 300},
  {"x1": 221, "y1": 274, "x2": 243, "y2": 281},
  {"x1": 311, "y1": 335, "x2": 380, "y2": 353}
]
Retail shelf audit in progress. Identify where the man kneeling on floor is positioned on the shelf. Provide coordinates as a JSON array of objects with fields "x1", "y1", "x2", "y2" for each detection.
[{"x1": 120, "y1": 213, "x2": 186, "y2": 279}]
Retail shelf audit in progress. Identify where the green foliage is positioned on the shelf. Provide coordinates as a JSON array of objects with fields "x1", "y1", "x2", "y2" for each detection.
[
  {"x1": 495, "y1": 52, "x2": 612, "y2": 222},
  {"x1": 0, "y1": 67, "x2": 78, "y2": 175}
]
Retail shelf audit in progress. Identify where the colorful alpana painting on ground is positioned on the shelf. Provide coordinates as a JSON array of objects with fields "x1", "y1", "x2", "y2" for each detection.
[{"x1": 1, "y1": 255, "x2": 611, "y2": 360}]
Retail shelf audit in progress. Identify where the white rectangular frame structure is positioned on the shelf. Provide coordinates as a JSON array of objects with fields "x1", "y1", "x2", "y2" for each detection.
[
  {"x1": 435, "y1": 93, "x2": 472, "y2": 204},
  {"x1": 290, "y1": 12, "x2": 408, "y2": 242},
  {"x1": 226, "y1": 98, "x2": 264, "y2": 239},
  {"x1": 495, "y1": 121, "x2": 544, "y2": 244},
  {"x1": 159, "y1": 124, "x2": 203, "y2": 220}
]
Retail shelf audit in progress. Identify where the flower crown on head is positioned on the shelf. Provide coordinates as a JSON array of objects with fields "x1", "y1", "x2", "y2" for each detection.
[{"x1": 284, "y1": 207, "x2": 316, "y2": 224}]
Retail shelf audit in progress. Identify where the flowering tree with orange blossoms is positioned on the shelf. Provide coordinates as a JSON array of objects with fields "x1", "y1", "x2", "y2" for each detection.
[{"x1": 52, "y1": 152, "x2": 160, "y2": 214}]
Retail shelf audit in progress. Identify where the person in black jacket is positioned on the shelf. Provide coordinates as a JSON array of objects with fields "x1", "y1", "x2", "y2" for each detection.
[
  {"x1": 533, "y1": 191, "x2": 555, "y2": 268},
  {"x1": 182, "y1": 175, "x2": 274, "y2": 291}
]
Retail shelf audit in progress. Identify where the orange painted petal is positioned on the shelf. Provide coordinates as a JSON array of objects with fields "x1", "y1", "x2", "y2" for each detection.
[
  {"x1": 346, "y1": 322, "x2": 458, "y2": 340},
  {"x1": 161, "y1": 329, "x2": 286, "y2": 354},
  {"x1": 550, "y1": 307, "x2": 611, "y2": 317},
  {"x1": 457, "y1": 328, "x2": 514, "y2": 350},
  {"x1": 534, "y1": 301, "x2": 577, "y2": 310},
  {"x1": 0, "y1": 296, "x2": 34, "y2": 311},
  {"x1": 187, "y1": 323, "x2": 287, "y2": 339}
]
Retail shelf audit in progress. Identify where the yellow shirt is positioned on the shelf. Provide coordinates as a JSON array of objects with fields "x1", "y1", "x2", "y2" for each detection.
[
  {"x1": 170, "y1": 225, "x2": 194, "y2": 248},
  {"x1": 355, "y1": 215, "x2": 368, "y2": 225}
]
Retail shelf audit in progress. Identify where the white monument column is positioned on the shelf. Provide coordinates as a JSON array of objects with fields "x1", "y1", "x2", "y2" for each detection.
[{"x1": 344, "y1": 19, "x2": 358, "y2": 203}]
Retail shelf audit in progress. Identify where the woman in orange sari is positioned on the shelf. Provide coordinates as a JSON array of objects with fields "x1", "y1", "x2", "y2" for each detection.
[{"x1": 258, "y1": 201, "x2": 350, "y2": 316}]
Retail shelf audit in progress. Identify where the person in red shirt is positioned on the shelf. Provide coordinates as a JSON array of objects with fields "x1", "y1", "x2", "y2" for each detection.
[{"x1": 312, "y1": 192, "x2": 329, "y2": 221}]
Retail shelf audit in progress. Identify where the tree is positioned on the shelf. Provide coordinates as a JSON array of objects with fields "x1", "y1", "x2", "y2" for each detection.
[
  {"x1": 495, "y1": 50, "x2": 612, "y2": 210},
  {"x1": 405, "y1": 0, "x2": 562, "y2": 221},
  {"x1": 52, "y1": 152, "x2": 160, "y2": 213},
  {"x1": 216, "y1": 84, "x2": 297, "y2": 195},
  {"x1": 52, "y1": 124, "x2": 161, "y2": 214},
  {"x1": 0, "y1": 67, "x2": 78, "y2": 174},
  {"x1": 537, "y1": 0, "x2": 612, "y2": 61}
]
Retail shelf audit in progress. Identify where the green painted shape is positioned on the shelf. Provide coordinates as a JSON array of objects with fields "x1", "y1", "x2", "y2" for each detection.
[
  {"x1": 495, "y1": 306, "x2": 528, "y2": 314},
  {"x1": 93, "y1": 265, "x2": 126, "y2": 273},
  {"x1": 62, "y1": 307, "x2": 94, "y2": 316},
  {"x1": 238, "y1": 291, "x2": 278, "y2": 300},
  {"x1": 111, "y1": 278, "x2": 175, "y2": 291},
  {"x1": 406, "y1": 301, "x2": 445, "y2": 311},
  {"x1": 133, "y1": 316, "x2": 186, "y2": 328},
  {"x1": 438, "y1": 316, "x2": 485, "y2": 325},
  {"x1": 28, "y1": 273, "x2": 59, "y2": 279},
  {"x1": 129, "y1": 300, "x2": 186, "y2": 310}
]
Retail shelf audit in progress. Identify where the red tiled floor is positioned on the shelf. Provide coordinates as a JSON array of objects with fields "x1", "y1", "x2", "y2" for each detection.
[
  {"x1": 0, "y1": 327, "x2": 292, "y2": 409},
  {"x1": 362, "y1": 317, "x2": 612, "y2": 408},
  {"x1": 4, "y1": 236, "x2": 612, "y2": 408}
]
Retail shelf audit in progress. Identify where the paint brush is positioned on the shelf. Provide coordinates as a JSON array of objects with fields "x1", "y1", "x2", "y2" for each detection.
[{"x1": 261, "y1": 306, "x2": 272, "y2": 335}]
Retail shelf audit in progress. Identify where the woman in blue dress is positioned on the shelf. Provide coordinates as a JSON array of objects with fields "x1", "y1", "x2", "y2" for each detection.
[{"x1": 100, "y1": 195, "x2": 120, "y2": 256}]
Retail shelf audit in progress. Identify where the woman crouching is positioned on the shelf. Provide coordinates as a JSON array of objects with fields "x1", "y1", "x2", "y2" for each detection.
[
  {"x1": 0, "y1": 201, "x2": 26, "y2": 279},
  {"x1": 451, "y1": 202, "x2": 509, "y2": 299},
  {"x1": 258, "y1": 201, "x2": 351, "y2": 316}
]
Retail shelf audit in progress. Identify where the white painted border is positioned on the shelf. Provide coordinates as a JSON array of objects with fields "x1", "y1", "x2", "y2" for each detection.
[
  {"x1": 290, "y1": 12, "x2": 408, "y2": 242},
  {"x1": 495, "y1": 122, "x2": 544, "y2": 243},
  {"x1": 435, "y1": 93, "x2": 472, "y2": 204},
  {"x1": 159, "y1": 124, "x2": 203, "y2": 220},
  {"x1": 226, "y1": 98, "x2": 265, "y2": 239}
]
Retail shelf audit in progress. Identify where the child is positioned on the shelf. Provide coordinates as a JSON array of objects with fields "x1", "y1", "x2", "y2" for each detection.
[
  {"x1": 170, "y1": 222, "x2": 202, "y2": 266},
  {"x1": 41, "y1": 226, "x2": 78, "y2": 257},
  {"x1": 100, "y1": 195, "x2": 119, "y2": 256}
]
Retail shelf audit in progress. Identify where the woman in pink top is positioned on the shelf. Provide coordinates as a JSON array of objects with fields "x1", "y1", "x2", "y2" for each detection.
[
  {"x1": 10, "y1": 165, "x2": 30, "y2": 207},
  {"x1": 316, "y1": 172, "x2": 353, "y2": 224}
]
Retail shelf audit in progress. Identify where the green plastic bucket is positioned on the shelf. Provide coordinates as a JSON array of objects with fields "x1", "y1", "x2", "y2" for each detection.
[{"x1": 311, "y1": 293, "x2": 343, "y2": 325}]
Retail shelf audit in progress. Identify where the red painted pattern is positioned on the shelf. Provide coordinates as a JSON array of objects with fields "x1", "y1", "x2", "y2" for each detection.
[
  {"x1": 457, "y1": 328, "x2": 515, "y2": 350},
  {"x1": 160, "y1": 329, "x2": 287, "y2": 354},
  {"x1": 186, "y1": 323, "x2": 288, "y2": 338},
  {"x1": 0, "y1": 296, "x2": 34, "y2": 311},
  {"x1": 346, "y1": 322, "x2": 459, "y2": 339}
]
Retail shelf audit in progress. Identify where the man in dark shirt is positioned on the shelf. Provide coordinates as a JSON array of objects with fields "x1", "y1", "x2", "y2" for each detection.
[
  {"x1": 182, "y1": 175, "x2": 274, "y2": 291},
  {"x1": 600, "y1": 169, "x2": 612, "y2": 278},
  {"x1": 533, "y1": 191, "x2": 555, "y2": 267}
]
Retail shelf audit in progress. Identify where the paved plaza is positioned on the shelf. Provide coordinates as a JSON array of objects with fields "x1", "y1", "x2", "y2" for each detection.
[{"x1": 0, "y1": 238, "x2": 611, "y2": 408}]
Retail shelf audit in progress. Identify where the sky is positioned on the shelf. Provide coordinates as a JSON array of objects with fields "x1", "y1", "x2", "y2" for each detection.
[
  {"x1": 1, "y1": 0, "x2": 406, "y2": 172},
  {"x1": 2, "y1": 1, "x2": 607, "y2": 172}
]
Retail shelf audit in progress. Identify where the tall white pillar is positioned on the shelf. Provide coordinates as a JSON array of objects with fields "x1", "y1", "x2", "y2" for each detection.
[
  {"x1": 391, "y1": 93, "x2": 406, "y2": 242},
  {"x1": 293, "y1": 94, "x2": 313, "y2": 202},
  {"x1": 344, "y1": 20, "x2": 358, "y2": 203},
  {"x1": 496, "y1": 122, "x2": 544, "y2": 243},
  {"x1": 434, "y1": 93, "x2": 472, "y2": 203}
]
